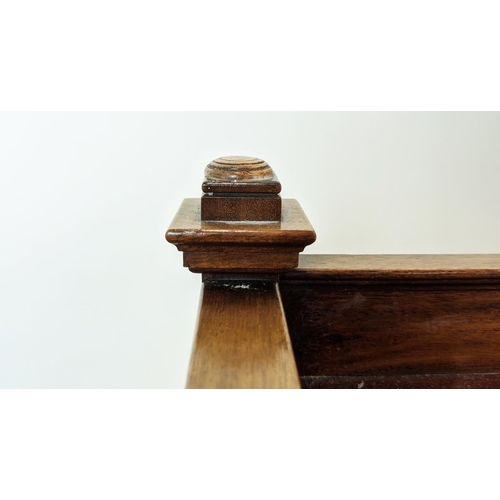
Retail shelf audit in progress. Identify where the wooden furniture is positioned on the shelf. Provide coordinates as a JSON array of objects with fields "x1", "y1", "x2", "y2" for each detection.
[{"x1": 166, "y1": 156, "x2": 500, "y2": 388}]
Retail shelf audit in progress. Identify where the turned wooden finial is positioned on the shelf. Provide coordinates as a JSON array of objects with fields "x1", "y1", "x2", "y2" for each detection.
[
  {"x1": 166, "y1": 156, "x2": 315, "y2": 276},
  {"x1": 201, "y1": 156, "x2": 282, "y2": 222},
  {"x1": 204, "y1": 156, "x2": 274, "y2": 181}
]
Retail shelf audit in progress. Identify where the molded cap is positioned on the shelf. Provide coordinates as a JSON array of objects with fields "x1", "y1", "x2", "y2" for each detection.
[{"x1": 204, "y1": 156, "x2": 274, "y2": 181}]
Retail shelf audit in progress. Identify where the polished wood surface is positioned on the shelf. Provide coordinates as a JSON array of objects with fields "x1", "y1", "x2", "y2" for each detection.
[
  {"x1": 204, "y1": 156, "x2": 275, "y2": 181},
  {"x1": 280, "y1": 254, "x2": 500, "y2": 388},
  {"x1": 166, "y1": 199, "x2": 316, "y2": 273},
  {"x1": 187, "y1": 281, "x2": 300, "y2": 389},
  {"x1": 202, "y1": 176, "x2": 281, "y2": 194},
  {"x1": 201, "y1": 156, "x2": 282, "y2": 222},
  {"x1": 166, "y1": 156, "x2": 500, "y2": 389},
  {"x1": 167, "y1": 155, "x2": 315, "y2": 388},
  {"x1": 201, "y1": 194, "x2": 281, "y2": 222},
  {"x1": 168, "y1": 199, "x2": 315, "y2": 246},
  {"x1": 284, "y1": 254, "x2": 500, "y2": 280}
]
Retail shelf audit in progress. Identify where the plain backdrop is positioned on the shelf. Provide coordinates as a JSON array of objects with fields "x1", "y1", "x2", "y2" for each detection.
[{"x1": 1, "y1": 112, "x2": 499, "y2": 388}]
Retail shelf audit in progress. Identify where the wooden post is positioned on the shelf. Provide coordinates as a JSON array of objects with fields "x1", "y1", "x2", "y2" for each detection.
[{"x1": 166, "y1": 156, "x2": 316, "y2": 388}]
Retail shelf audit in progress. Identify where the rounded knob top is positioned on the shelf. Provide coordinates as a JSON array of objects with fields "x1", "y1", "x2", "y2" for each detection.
[{"x1": 204, "y1": 156, "x2": 274, "y2": 181}]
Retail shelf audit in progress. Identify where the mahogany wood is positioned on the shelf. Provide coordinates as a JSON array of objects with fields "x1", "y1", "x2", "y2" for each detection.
[
  {"x1": 204, "y1": 156, "x2": 275, "y2": 182},
  {"x1": 201, "y1": 194, "x2": 281, "y2": 222},
  {"x1": 280, "y1": 254, "x2": 500, "y2": 388},
  {"x1": 202, "y1": 176, "x2": 281, "y2": 194},
  {"x1": 187, "y1": 281, "x2": 300, "y2": 389},
  {"x1": 166, "y1": 198, "x2": 315, "y2": 274},
  {"x1": 166, "y1": 155, "x2": 500, "y2": 389},
  {"x1": 201, "y1": 156, "x2": 282, "y2": 221},
  {"x1": 283, "y1": 254, "x2": 500, "y2": 281},
  {"x1": 167, "y1": 155, "x2": 315, "y2": 388}
]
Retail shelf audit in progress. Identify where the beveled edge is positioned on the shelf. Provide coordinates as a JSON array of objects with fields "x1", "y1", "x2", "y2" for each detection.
[{"x1": 166, "y1": 198, "x2": 316, "y2": 247}]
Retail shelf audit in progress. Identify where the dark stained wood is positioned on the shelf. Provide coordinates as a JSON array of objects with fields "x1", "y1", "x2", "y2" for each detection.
[
  {"x1": 204, "y1": 156, "x2": 275, "y2": 182},
  {"x1": 182, "y1": 245, "x2": 305, "y2": 274},
  {"x1": 167, "y1": 155, "x2": 315, "y2": 389},
  {"x1": 202, "y1": 176, "x2": 281, "y2": 194},
  {"x1": 201, "y1": 156, "x2": 282, "y2": 222},
  {"x1": 166, "y1": 199, "x2": 316, "y2": 274},
  {"x1": 201, "y1": 194, "x2": 281, "y2": 222},
  {"x1": 283, "y1": 254, "x2": 500, "y2": 281},
  {"x1": 168, "y1": 199, "x2": 315, "y2": 246},
  {"x1": 167, "y1": 155, "x2": 314, "y2": 275},
  {"x1": 280, "y1": 281, "x2": 500, "y2": 376},
  {"x1": 279, "y1": 254, "x2": 500, "y2": 387},
  {"x1": 202, "y1": 273, "x2": 278, "y2": 282},
  {"x1": 301, "y1": 373, "x2": 500, "y2": 389},
  {"x1": 167, "y1": 155, "x2": 500, "y2": 389},
  {"x1": 187, "y1": 281, "x2": 301, "y2": 389}
]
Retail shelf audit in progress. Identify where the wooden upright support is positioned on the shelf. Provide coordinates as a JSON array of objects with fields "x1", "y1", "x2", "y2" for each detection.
[{"x1": 166, "y1": 156, "x2": 316, "y2": 388}]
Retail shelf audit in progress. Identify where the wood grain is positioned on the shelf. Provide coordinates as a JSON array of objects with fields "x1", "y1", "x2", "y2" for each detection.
[
  {"x1": 283, "y1": 254, "x2": 500, "y2": 281},
  {"x1": 279, "y1": 254, "x2": 500, "y2": 384},
  {"x1": 182, "y1": 245, "x2": 304, "y2": 273},
  {"x1": 201, "y1": 194, "x2": 281, "y2": 222},
  {"x1": 166, "y1": 199, "x2": 316, "y2": 274},
  {"x1": 204, "y1": 156, "x2": 274, "y2": 181},
  {"x1": 202, "y1": 175, "x2": 281, "y2": 194},
  {"x1": 187, "y1": 281, "x2": 300, "y2": 389},
  {"x1": 202, "y1": 156, "x2": 281, "y2": 195},
  {"x1": 167, "y1": 199, "x2": 315, "y2": 245},
  {"x1": 301, "y1": 373, "x2": 500, "y2": 389}
]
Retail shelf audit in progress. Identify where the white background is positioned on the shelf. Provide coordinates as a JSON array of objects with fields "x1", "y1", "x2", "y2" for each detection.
[{"x1": 1, "y1": 112, "x2": 499, "y2": 388}]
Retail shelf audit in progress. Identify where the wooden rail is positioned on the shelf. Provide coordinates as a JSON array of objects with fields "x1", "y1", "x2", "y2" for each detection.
[{"x1": 281, "y1": 254, "x2": 500, "y2": 389}]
